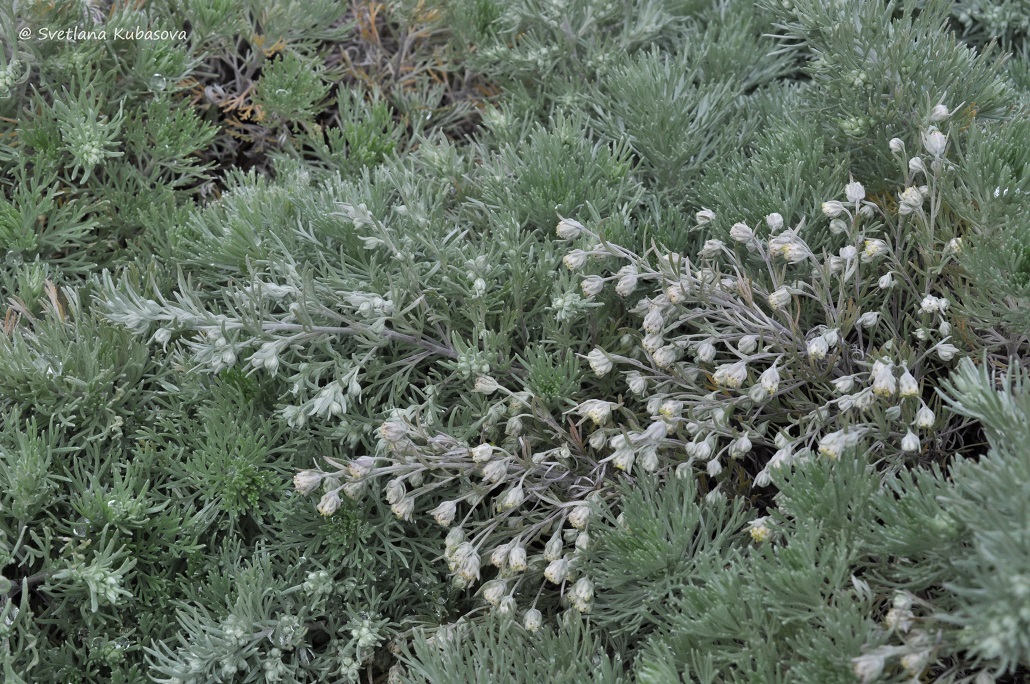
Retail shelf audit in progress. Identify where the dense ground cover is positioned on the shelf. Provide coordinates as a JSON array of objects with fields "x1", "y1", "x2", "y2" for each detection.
[{"x1": 1, "y1": 0, "x2": 1029, "y2": 682}]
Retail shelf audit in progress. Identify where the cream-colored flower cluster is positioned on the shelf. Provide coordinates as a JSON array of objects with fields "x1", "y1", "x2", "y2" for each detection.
[
  {"x1": 553, "y1": 130, "x2": 964, "y2": 490},
  {"x1": 293, "y1": 388, "x2": 608, "y2": 624}
]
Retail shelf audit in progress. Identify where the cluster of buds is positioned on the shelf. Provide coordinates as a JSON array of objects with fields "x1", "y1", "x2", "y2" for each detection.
[
  {"x1": 567, "y1": 577, "x2": 594, "y2": 613},
  {"x1": 713, "y1": 360, "x2": 748, "y2": 389},
  {"x1": 344, "y1": 291, "x2": 394, "y2": 319},
  {"x1": 768, "y1": 228, "x2": 813, "y2": 264},
  {"x1": 249, "y1": 340, "x2": 285, "y2": 375},
  {"x1": 806, "y1": 328, "x2": 839, "y2": 361},
  {"x1": 606, "y1": 418, "x2": 668, "y2": 474},
  {"x1": 445, "y1": 530, "x2": 481, "y2": 588},
  {"x1": 817, "y1": 428, "x2": 864, "y2": 460}
]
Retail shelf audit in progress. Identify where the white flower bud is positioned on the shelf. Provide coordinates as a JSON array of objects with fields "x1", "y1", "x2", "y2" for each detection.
[
  {"x1": 946, "y1": 237, "x2": 963, "y2": 255},
  {"x1": 653, "y1": 345, "x2": 678, "y2": 368},
  {"x1": 769, "y1": 229, "x2": 813, "y2": 263},
  {"x1": 700, "y1": 239, "x2": 725, "y2": 257},
  {"x1": 761, "y1": 212, "x2": 783, "y2": 233},
  {"x1": 936, "y1": 343, "x2": 959, "y2": 361},
  {"x1": 767, "y1": 287, "x2": 791, "y2": 310},
  {"x1": 861, "y1": 239, "x2": 889, "y2": 262},
  {"x1": 638, "y1": 447, "x2": 659, "y2": 472},
  {"x1": 693, "y1": 438, "x2": 713, "y2": 461},
  {"x1": 293, "y1": 470, "x2": 322, "y2": 494},
  {"x1": 839, "y1": 245, "x2": 857, "y2": 261},
  {"x1": 828, "y1": 218, "x2": 848, "y2": 235},
  {"x1": 878, "y1": 272, "x2": 894, "y2": 289},
  {"x1": 852, "y1": 653, "x2": 886, "y2": 683},
  {"x1": 915, "y1": 405, "x2": 935, "y2": 429},
  {"x1": 470, "y1": 444, "x2": 493, "y2": 463},
  {"x1": 807, "y1": 336, "x2": 829, "y2": 361},
  {"x1": 749, "y1": 384, "x2": 769, "y2": 403},
  {"x1": 901, "y1": 650, "x2": 930, "y2": 675},
  {"x1": 909, "y1": 157, "x2": 925, "y2": 175},
  {"x1": 317, "y1": 490, "x2": 341, "y2": 516},
  {"x1": 626, "y1": 371, "x2": 647, "y2": 395},
  {"x1": 544, "y1": 558, "x2": 570, "y2": 584},
  {"x1": 819, "y1": 430, "x2": 847, "y2": 460},
  {"x1": 508, "y1": 544, "x2": 528, "y2": 572},
  {"x1": 852, "y1": 387, "x2": 875, "y2": 411},
  {"x1": 581, "y1": 276, "x2": 604, "y2": 297},
  {"x1": 898, "y1": 369, "x2": 919, "y2": 398},
  {"x1": 899, "y1": 186, "x2": 923, "y2": 214},
  {"x1": 562, "y1": 250, "x2": 588, "y2": 270},
  {"x1": 643, "y1": 308, "x2": 664, "y2": 334},
  {"x1": 748, "y1": 518, "x2": 773, "y2": 542},
  {"x1": 738, "y1": 334, "x2": 758, "y2": 354},
  {"x1": 871, "y1": 361, "x2": 897, "y2": 397},
  {"x1": 457, "y1": 546, "x2": 481, "y2": 582},
  {"x1": 569, "y1": 504, "x2": 591, "y2": 529},
  {"x1": 523, "y1": 608, "x2": 543, "y2": 632},
  {"x1": 342, "y1": 463, "x2": 372, "y2": 495},
  {"x1": 429, "y1": 500, "x2": 457, "y2": 527},
  {"x1": 919, "y1": 294, "x2": 944, "y2": 314},
  {"x1": 921, "y1": 127, "x2": 947, "y2": 158},
  {"x1": 845, "y1": 181, "x2": 866, "y2": 203},
  {"x1": 587, "y1": 348, "x2": 613, "y2": 376},
  {"x1": 572, "y1": 576, "x2": 593, "y2": 604},
  {"x1": 713, "y1": 360, "x2": 748, "y2": 389},
  {"x1": 730, "y1": 222, "x2": 753, "y2": 243},
  {"x1": 615, "y1": 266, "x2": 638, "y2": 297},
  {"x1": 857, "y1": 311, "x2": 880, "y2": 328},
  {"x1": 575, "y1": 530, "x2": 590, "y2": 551},
  {"x1": 544, "y1": 533, "x2": 563, "y2": 561},
  {"x1": 758, "y1": 364, "x2": 780, "y2": 394},
  {"x1": 497, "y1": 596, "x2": 516, "y2": 616},
  {"x1": 496, "y1": 484, "x2": 525, "y2": 512},
  {"x1": 474, "y1": 376, "x2": 500, "y2": 394},
  {"x1": 929, "y1": 104, "x2": 950, "y2": 122},
  {"x1": 696, "y1": 339, "x2": 717, "y2": 363},
  {"x1": 889, "y1": 137, "x2": 905, "y2": 154},
  {"x1": 706, "y1": 458, "x2": 722, "y2": 476},
  {"x1": 391, "y1": 496, "x2": 415, "y2": 521},
  {"x1": 556, "y1": 218, "x2": 584, "y2": 239},
  {"x1": 901, "y1": 430, "x2": 920, "y2": 453},
  {"x1": 342, "y1": 480, "x2": 366, "y2": 500},
  {"x1": 642, "y1": 332, "x2": 664, "y2": 353},
  {"x1": 482, "y1": 460, "x2": 507, "y2": 484},
  {"x1": 385, "y1": 478, "x2": 406, "y2": 505},
  {"x1": 832, "y1": 375, "x2": 855, "y2": 394},
  {"x1": 152, "y1": 327, "x2": 172, "y2": 349},
  {"x1": 378, "y1": 420, "x2": 407, "y2": 443},
  {"x1": 665, "y1": 283, "x2": 687, "y2": 304},
  {"x1": 695, "y1": 208, "x2": 716, "y2": 225},
  {"x1": 650, "y1": 409, "x2": 676, "y2": 431},
  {"x1": 582, "y1": 399, "x2": 613, "y2": 426},
  {"x1": 612, "y1": 449, "x2": 635, "y2": 472},
  {"x1": 730, "y1": 434, "x2": 753, "y2": 458},
  {"x1": 445, "y1": 527, "x2": 466, "y2": 551},
  {"x1": 822, "y1": 201, "x2": 845, "y2": 218},
  {"x1": 490, "y1": 544, "x2": 510, "y2": 568}
]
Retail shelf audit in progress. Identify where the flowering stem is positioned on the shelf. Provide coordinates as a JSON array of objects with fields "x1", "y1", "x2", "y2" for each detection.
[{"x1": 260, "y1": 322, "x2": 457, "y2": 358}]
